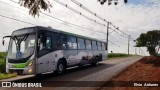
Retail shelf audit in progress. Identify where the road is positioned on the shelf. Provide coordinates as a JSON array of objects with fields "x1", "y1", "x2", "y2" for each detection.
[{"x1": 0, "y1": 56, "x2": 142, "y2": 90}]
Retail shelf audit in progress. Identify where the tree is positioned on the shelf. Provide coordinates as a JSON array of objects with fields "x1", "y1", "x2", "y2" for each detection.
[
  {"x1": 98, "y1": 0, "x2": 128, "y2": 5},
  {"x1": 136, "y1": 30, "x2": 160, "y2": 56},
  {"x1": 19, "y1": 0, "x2": 128, "y2": 17},
  {"x1": 18, "y1": 0, "x2": 52, "y2": 17}
]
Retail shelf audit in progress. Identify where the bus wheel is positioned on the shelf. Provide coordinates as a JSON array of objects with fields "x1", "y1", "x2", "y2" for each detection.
[
  {"x1": 91, "y1": 61, "x2": 99, "y2": 66},
  {"x1": 56, "y1": 60, "x2": 66, "y2": 74},
  {"x1": 91, "y1": 57, "x2": 99, "y2": 66}
]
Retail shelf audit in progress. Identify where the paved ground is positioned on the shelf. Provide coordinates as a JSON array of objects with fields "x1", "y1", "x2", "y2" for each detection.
[{"x1": 0, "y1": 56, "x2": 142, "y2": 90}]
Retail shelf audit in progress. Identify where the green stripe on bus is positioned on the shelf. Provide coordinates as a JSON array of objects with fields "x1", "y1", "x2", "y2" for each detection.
[{"x1": 12, "y1": 60, "x2": 30, "y2": 68}]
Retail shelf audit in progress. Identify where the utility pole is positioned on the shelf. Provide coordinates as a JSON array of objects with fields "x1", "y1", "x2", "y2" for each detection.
[
  {"x1": 128, "y1": 35, "x2": 130, "y2": 55},
  {"x1": 106, "y1": 22, "x2": 110, "y2": 51}
]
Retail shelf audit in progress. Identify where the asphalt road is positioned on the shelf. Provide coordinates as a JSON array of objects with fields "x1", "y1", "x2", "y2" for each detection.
[{"x1": 0, "y1": 56, "x2": 142, "y2": 90}]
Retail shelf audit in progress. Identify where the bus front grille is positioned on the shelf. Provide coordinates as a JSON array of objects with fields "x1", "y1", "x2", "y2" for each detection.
[{"x1": 9, "y1": 69, "x2": 23, "y2": 75}]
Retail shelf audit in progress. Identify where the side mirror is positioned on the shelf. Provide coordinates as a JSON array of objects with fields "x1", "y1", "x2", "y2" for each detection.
[
  {"x1": 2, "y1": 40, "x2": 4, "y2": 46},
  {"x1": 2, "y1": 36, "x2": 12, "y2": 46}
]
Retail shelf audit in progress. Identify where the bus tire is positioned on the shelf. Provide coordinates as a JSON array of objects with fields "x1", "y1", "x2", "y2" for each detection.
[
  {"x1": 91, "y1": 61, "x2": 99, "y2": 66},
  {"x1": 56, "y1": 60, "x2": 66, "y2": 74},
  {"x1": 91, "y1": 57, "x2": 99, "y2": 66}
]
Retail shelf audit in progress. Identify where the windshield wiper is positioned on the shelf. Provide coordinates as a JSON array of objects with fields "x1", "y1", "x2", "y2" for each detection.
[{"x1": 13, "y1": 34, "x2": 29, "y2": 52}]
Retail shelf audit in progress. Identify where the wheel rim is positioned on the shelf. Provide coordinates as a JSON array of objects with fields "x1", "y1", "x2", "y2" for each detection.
[
  {"x1": 96, "y1": 62, "x2": 99, "y2": 65},
  {"x1": 58, "y1": 64, "x2": 64, "y2": 72}
]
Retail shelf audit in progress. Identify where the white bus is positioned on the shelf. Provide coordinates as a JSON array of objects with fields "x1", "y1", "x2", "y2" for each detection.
[{"x1": 2, "y1": 26, "x2": 107, "y2": 75}]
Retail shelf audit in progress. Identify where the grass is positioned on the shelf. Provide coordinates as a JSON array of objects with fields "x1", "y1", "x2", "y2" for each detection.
[
  {"x1": 0, "y1": 73, "x2": 17, "y2": 80},
  {"x1": 0, "y1": 52, "x2": 17, "y2": 80},
  {"x1": 108, "y1": 53, "x2": 133, "y2": 60}
]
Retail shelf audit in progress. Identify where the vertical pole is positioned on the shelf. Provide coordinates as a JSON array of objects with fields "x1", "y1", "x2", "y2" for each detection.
[
  {"x1": 139, "y1": 47, "x2": 141, "y2": 55},
  {"x1": 135, "y1": 47, "x2": 137, "y2": 55},
  {"x1": 128, "y1": 35, "x2": 130, "y2": 55},
  {"x1": 106, "y1": 22, "x2": 110, "y2": 51}
]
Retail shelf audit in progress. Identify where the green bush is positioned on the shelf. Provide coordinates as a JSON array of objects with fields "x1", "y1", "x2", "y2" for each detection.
[
  {"x1": 108, "y1": 53, "x2": 132, "y2": 59},
  {"x1": 0, "y1": 52, "x2": 17, "y2": 79},
  {"x1": 0, "y1": 52, "x2": 7, "y2": 73},
  {"x1": 0, "y1": 52, "x2": 7, "y2": 59},
  {"x1": 0, "y1": 59, "x2": 5, "y2": 73}
]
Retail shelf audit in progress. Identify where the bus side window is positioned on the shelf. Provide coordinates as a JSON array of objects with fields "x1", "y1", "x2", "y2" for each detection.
[
  {"x1": 97, "y1": 42, "x2": 101, "y2": 50},
  {"x1": 92, "y1": 41, "x2": 97, "y2": 50},
  {"x1": 39, "y1": 36, "x2": 52, "y2": 51},
  {"x1": 85, "y1": 39, "x2": 92, "y2": 50},
  {"x1": 78, "y1": 38, "x2": 85, "y2": 49},
  {"x1": 38, "y1": 34, "x2": 52, "y2": 57},
  {"x1": 54, "y1": 34, "x2": 66, "y2": 49},
  {"x1": 66, "y1": 36, "x2": 77, "y2": 49},
  {"x1": 102, "y1": 43, "x2": 105, "y2": 50}
]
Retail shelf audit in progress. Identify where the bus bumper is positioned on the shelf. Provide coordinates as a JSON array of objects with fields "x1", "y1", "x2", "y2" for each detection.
[{"x1": 6, "y1": 67, "x2": 34, "y2": 75}]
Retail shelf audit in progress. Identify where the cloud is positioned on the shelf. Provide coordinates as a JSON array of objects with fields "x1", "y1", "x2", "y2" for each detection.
[{"x1": 147, "y1": 0, "x2": 160, "y2": 4}]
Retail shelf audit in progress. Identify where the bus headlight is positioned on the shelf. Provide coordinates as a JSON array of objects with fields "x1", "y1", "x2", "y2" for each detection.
[
  {"x1": 28, "y1": 68, "x2": 32, "y2": 73},
  {"x1": 28, "y1": 60, "x2": 33, "y2": 67}
]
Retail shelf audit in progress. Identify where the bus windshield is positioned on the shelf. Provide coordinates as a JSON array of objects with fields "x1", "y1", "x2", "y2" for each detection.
[{"x1": 8, "y1": 34, "x2": 36, "y2": 60}]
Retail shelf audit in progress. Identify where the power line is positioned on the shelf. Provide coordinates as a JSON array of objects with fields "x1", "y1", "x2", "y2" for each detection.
[
  {"x1": 0, "y1": 14, "x2": 37, "y2": 25},
  {"x1": 108, "y1": 40, "x2": 120, "y2": 47},
  {"x1": 11, "y1": 0, "x2": 124, "y2": 47},
  {"x1": 0, "y1": 14, "x2": 106, "y2": 46},
  {"x1": 53, "y1": 0, "x2": 107, "y2": 27},
  {"x1": 5, "y1": 0, "x2": 107, "y2": 35},
  {"x1": 110, "y1": 34, "x2": 127, "y2": 45},
  {"x1": 10, "y1": 0, "x2": 131, "y2": 40},
  {"x1": 69, "y1": 0, "x2": 135, "y2": 41},
  {"x1": 0, "y1": 13, "x2": 120, "y2": 47},
  {"x1": 109, "y1": 27, "x2": 128, "y2": 39},
  {"x1": 110, "y1": 23, "x2": 135, "y2": 41},
  {"x1": 11, "y1": 0, "x2": 134, "y2": 41},
  {"x1": 110, "y1": 22, "x2": 135, "y2": 41},
  {"x1": 70, "y1": 0, "x2": 108, "y2": 22},
  {"x1": 101, "y1": 39, "x2": 120, "y2": 47},
  {"x1": 110, "y1": 23, "x2": 128, "y2": 36},
  {"x1": 42, "y1": 12, "x2": 106, "y2": 34},
  {"x1": 53, "y1": 0, "x2": 133, "y2": 46},
  {"x1": 2, "y1": 0, "x2": 121, "y2": 47}
]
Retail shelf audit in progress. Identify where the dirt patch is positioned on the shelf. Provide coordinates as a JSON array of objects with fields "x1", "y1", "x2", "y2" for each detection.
[{"x1": 100, "y1": 56, "x2": 160, "y2": 90}]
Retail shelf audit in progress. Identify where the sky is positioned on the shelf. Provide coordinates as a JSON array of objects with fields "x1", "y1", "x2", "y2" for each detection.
[
  {"x1": 0, "y1": 0, "x2": 160, "y2": 56},
  {"x1": 131, "y1": 0, "x2": 144, "y2": 4}
]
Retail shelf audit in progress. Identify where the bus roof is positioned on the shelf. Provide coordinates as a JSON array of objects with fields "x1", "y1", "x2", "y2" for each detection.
[{"x1": 13, "y1": 26, "x2": 106, "y2": 43}]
